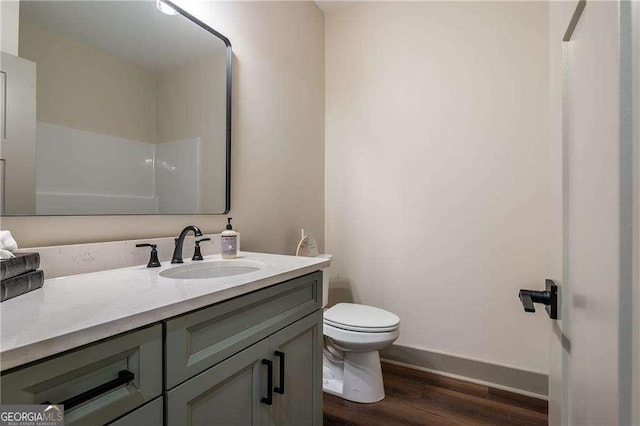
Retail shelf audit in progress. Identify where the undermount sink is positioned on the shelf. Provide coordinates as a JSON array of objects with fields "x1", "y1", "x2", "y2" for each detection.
[{"x1": 160, "y1": 260, "x2": 266, "y2": 280}]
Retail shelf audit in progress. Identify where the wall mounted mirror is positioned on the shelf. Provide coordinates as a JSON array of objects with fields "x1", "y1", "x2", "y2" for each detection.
[{"x1": 0, "y1": 0, "x2": 231, "y2": 215}]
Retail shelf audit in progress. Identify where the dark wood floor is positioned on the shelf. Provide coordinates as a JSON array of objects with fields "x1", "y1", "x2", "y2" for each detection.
[{"x1": 323, "y1": 362, "x2": 548, "y2": 426}]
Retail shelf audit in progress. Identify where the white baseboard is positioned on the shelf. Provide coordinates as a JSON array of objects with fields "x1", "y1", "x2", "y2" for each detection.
[{"x1": 380, "y1": 344, "x2": 548, "y2": 400}]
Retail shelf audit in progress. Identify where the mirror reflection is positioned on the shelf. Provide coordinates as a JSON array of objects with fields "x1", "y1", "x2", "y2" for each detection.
[{"x1": 0, "y1": 0, "x2": 230, "y2": 215}]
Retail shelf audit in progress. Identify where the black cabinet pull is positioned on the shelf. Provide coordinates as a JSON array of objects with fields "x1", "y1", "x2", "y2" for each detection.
[
  {"x1": 44, "y1": 370, "x2": 134, "y2": 411},
  {"x1": 274, "y1": 351, "x2": 285, "y2": 395},
  {"x1": 261, "y1": 359, "x2": 273, "y2": 405}
]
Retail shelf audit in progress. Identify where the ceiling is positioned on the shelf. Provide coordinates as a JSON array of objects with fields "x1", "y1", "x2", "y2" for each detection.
[{"x1": 20, "y1": 1, "x2": 227, "y2": 73}]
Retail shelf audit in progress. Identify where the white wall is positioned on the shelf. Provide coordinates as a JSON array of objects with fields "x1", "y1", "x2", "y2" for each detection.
[
  {"x1": 325, "y1": 2, "x2": 550, "y2": 373},
  {"x1": 0, "y1": 1, "x2": 19, "y2": 55}
]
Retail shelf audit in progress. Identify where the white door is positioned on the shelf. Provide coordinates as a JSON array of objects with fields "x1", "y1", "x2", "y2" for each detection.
[
  {"x1": 547, "y1": 1, "x2": 638, "y2": 425},
  {"x1": 0, "y1": 52, "x2": 37, "y2": 215}
]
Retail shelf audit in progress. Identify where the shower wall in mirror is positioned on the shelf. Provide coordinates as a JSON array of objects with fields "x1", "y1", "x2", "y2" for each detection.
[{"x1": 0, "y1": 0, "x2": 231, "y2": 215}]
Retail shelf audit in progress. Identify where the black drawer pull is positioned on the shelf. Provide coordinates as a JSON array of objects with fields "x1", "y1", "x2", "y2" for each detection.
[
  {"x1": 274, "y1": 351, "x2": 285, "y2": 395},
  {"x1": 44, "y1": 370, "x2": 135, "y2": 411},
  {"x1": 261, "y1": 359, "x2": 273, "y2": 405}
]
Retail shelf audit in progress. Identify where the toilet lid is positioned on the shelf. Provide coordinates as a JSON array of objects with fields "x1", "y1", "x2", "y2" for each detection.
[{"x1": 323, "y1": 303, "x2": 400, "y2": 332}]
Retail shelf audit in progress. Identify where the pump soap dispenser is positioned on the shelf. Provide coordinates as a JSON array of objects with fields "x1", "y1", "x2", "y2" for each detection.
[{"x1": 221, "y1": 218, "x2": 238, "y2": 259}]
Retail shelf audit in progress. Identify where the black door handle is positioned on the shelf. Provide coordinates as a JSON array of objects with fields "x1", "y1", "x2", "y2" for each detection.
[
  {"x1": 43, "y1": 370, "x2": 134, "y2": 410},
  {"x1": 261, "y1": 359, "x2": 273, "y2": 405},
  {"x1": 519, "y1": 279, "x2": 558, "y2": 319},
  {"x1": 274, "y1": 351, "x2": 285, "y2": 395}
]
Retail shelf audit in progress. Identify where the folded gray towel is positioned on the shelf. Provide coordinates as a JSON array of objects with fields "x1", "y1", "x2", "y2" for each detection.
[
  {"x1": 0, "y1": 252, "x2": 40, "y2": 281},
  {"x1": 1, "y1": 269, "x2": 45, "y2": 302}
]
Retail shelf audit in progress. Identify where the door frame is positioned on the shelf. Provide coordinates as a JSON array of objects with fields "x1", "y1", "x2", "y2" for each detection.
[
  {"x1": 553, "y1": 1, "x2": 639, "y2": 424},
  {"x1": 630, "y1": 1, "x2": 640, "y2": 423},
  {"x1": 619, "y1": 2, "x2": 639, "y2": 424}
]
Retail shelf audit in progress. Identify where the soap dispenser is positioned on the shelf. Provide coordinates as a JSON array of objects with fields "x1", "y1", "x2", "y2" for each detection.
[{"x1": 221, "y1": 218, "x2": 238, "y2": 259}]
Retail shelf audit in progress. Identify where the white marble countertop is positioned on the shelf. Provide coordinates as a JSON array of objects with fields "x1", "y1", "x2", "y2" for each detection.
[{"x1": 0, "y1": 252, "x2": 329, "y2": 372}]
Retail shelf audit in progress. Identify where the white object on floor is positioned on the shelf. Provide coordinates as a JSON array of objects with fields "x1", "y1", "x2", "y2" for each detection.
[{"x1": 0, "y1": 231, "x2": 18, "y2": 253}]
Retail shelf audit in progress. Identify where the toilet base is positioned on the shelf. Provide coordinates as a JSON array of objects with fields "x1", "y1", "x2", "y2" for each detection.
[{"x1": 322, "y1": 349, "x2": 385, "y2": 403}]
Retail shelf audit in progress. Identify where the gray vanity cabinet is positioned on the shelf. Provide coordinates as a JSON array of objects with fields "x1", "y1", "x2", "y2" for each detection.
[
  {"x1": 165, "y1": 271, "x2": 323, "y2": 426},
  {"x1": 269, "y1": 310, "x2": 323, "y2": 426},
  {"x1": 164, "y1": 272, "x2": 321, "y2": 390},
  {"x1": 0, "y1": 271, "x2": 323, "y2": 426},
  {"x1": 166, "y1": 310, "x2": 322, "y2": 426},
  {"x1": 0, "y1": 325, "x2": 162, "y2": 426}
]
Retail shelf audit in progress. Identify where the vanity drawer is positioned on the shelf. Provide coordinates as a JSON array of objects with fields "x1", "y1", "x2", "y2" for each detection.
[
  {"x1": 0, "y1": 325, "x2": 162, "y2": 426},
  {"x1": 165, "y1": 271, "x2": 322, "y2": 388}
]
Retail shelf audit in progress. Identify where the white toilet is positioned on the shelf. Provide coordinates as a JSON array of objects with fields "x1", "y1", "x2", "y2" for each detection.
[{"x1": 320, "y1": 257, "x2": 400, "y2": 403}]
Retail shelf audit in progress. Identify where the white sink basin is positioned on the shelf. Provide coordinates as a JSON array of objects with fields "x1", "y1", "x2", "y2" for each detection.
[{"x1": 160, "y1": 260, "x2": 265, "y2": 280}]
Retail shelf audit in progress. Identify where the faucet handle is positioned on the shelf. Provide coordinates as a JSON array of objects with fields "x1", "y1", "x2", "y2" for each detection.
[
  {"x1": 192, "y1": 238, "x2": 211, "y2": 261},
  {"x1": 136, "y1": 243, "x2": 161, "y2": 268}
]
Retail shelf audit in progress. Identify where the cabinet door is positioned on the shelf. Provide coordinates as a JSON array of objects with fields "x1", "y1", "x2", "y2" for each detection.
[
  {"x1": 269, "y1": 311, "x2": 323, "y2": 426},
  {"x1": 166, "y1": 339, "x2": 271, "y2": 426},
  {"x1": 108, "y1": 397, "x2": 163, "y2": 426}
]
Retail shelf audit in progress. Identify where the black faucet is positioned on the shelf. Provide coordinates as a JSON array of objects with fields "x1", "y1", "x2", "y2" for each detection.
[{"x1": 171, "y1": 225, "x2": 203, "y2": 264}]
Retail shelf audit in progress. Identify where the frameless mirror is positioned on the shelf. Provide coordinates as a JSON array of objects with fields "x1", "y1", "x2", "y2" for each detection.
[{"x1": 0, "y1": 0, "x2": 231, "y2": 215}]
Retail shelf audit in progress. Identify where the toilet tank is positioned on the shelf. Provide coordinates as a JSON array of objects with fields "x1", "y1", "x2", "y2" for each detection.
[{"x1": 317, "y1": 254, "x2": 333, "y2": 307}]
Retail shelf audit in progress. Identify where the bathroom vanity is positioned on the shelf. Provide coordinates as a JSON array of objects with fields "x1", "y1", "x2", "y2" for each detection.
[{"x1": 0, "y1": 252, "x2": 329, "y2": 425}]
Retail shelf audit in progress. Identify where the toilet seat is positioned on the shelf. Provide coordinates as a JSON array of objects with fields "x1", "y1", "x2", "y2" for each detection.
[
  {"x1": 324, "y1": 322, "x2": 400, "y2": 349},
  {"x1": 323, "y1": 303, "x2": 400, "y2": 333},
  {"x1": 323, "y1": 318, "x2": 399, "y2": 333}
]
